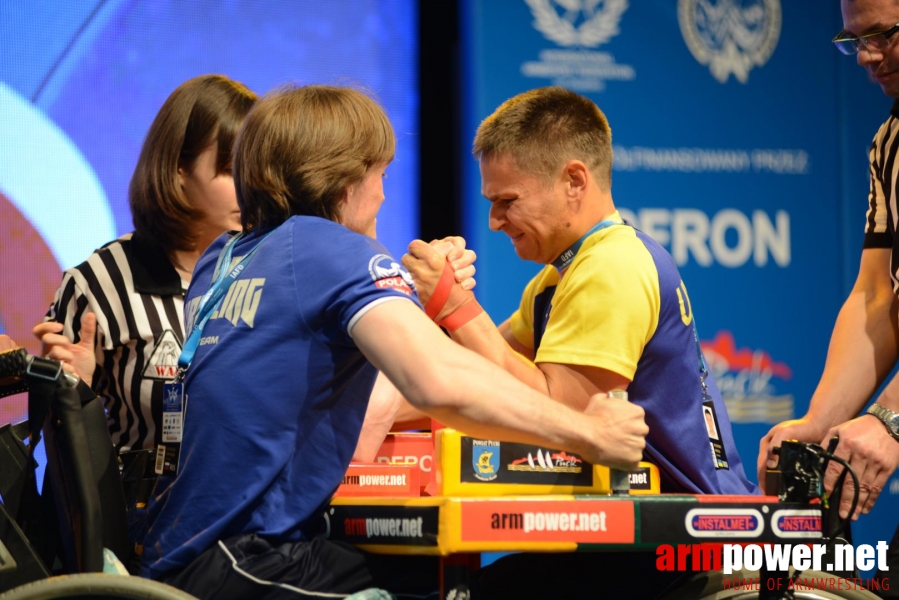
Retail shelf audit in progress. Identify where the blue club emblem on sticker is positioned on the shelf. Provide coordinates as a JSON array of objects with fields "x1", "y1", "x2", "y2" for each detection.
[
  {"x1": 164, "y1": 383, "x2": 182, "y2": 407},
  {"x1": 472, "y1": 441, "x2": 500, "y2": 482}
]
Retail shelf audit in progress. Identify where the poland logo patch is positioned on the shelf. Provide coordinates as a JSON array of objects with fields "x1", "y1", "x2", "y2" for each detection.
[{"x1": 368, "y1": 254, "x2": 415, "y2": 296}]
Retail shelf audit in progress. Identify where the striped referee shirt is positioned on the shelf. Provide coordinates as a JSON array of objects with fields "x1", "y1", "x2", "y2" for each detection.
[
  {"x1": 46, "y1": 232, "x2": 185, "y2": 451},
  {"x1": 865, "y1": 100, "x2": 899, "y2": 293}
]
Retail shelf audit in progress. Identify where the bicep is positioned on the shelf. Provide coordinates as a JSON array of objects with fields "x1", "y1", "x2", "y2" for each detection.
[
  {"x1": 539, "y1": 361, "x2": 630, "y2": 411},
  {"x1": 850, "y1": 248, "x2": 898, "y2": 328},
  {"x1": 498, "y1": 318, "x2": 534, "y2": 360},
  {"x1": 349, "y1": 299, "x2": 451, "y2": 408},
  {"x1": 353, "y1": 371, "x2": 402, "y2": 461}
]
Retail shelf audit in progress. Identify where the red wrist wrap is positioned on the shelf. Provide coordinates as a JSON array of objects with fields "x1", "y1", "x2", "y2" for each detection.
[
  {"x1": 423, "y1": 261, "x2": 455, "y2": 320},
  {"x1": 437, "y1": 299, "x2": 484, "y2": 332}
]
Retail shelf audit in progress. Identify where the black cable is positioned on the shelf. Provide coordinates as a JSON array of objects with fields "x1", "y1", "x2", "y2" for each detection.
[
  {"x1": 782, "y1": 445, "x2": 859, "y2": 598},
  {"x1": 818, "y1": 450, "x2": 860, "y2": 542}
]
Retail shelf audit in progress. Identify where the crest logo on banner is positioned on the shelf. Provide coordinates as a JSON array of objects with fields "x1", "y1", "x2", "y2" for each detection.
[
  {"x1": 525, "y1": 0, "x2": 628, "y2": 47},
  {"x1": 701, "y1": 331, "x2": 794, "y2": 424},
  {"x1": 522, "y1": 0, "x2": 635, "y2": 92},
  {"x1": 677, "y1": 0, "x2": 781, "y2": 84}
]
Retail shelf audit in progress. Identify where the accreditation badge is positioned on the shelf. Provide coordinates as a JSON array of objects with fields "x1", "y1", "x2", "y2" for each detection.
[
  {"x1": 703, "y1": 399, "x2": 729, "y2": 470},
  {"x1": 155, "y1": 381, "x2": 187, "y2": 475}
]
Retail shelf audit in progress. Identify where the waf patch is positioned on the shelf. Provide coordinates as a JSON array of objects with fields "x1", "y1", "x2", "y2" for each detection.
[
  {"x1": 368, "y1": 254, "x2": 415, "y2": 296},
  {"x1": 142, "y1": 329, "x2": 182, "y2": 380}
]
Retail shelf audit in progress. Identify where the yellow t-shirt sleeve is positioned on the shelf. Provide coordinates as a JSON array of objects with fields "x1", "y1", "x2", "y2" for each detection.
[
  {"x1": 508, "y1": 267, "x2": 557, "y2": 351},
  {"x1": 534, "y1": 232, "x2": 660, "y2": 380}
]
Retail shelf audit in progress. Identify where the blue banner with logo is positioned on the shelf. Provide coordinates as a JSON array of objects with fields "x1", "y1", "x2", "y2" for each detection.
[{"x1": 461, "y1": 0, "x2": 895, "y2": 567}]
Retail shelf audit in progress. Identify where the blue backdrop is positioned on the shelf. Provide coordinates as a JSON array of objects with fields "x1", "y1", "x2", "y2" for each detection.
[
  {"x1": 0, "y1": 0, "x2": 418, "y2": 422},
  {"x1": 461, "y1": 0, "x2": 895, "y2": 570}
]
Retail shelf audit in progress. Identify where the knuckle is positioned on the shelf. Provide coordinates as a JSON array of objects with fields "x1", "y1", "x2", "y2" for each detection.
[{"x1": 825, "y1": 462, "x2": 844, "y2": 478}]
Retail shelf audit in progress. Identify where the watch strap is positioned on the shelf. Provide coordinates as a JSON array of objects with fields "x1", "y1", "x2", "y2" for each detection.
[{"x1": 867, "y1": 403, "x2": 899, "y2": 441}]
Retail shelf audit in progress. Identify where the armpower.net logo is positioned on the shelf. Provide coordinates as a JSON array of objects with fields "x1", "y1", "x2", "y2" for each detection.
[{"x1": 656, "y1": 542, "x2": 891, "y2": 594}]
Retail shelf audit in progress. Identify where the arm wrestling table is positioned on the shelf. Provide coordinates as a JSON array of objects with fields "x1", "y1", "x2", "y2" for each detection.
[{"x1": 326, "y1": 429, "x2": 830, "y2": 599}]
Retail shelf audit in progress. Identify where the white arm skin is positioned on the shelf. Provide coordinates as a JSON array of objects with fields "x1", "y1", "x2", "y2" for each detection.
[
  {"x1": 393, "y1": 398, "x2": 428, "y2": 425},
  {"x1": 758, "y1": 248, "x2": 899, "y2": 517},
  {"x1": 353, "y1": 371, "x2": 405, "y2": 461},
  {"x1": 404, "y1": 241, "x2": 630, "y2": 412},
  {"x1": 350, "y1": 300, "x2": 648, "y2": 470},
  {"x1": 447, "y1": 306, "x2": 630, "y2": 412},
  {"x1": 430, "y1": 236, "x2": 477, "y2": 291},
  {"x1": 352, "y1": 235, "x2": 478, "y2": 459},
  {"x1": 354, "y1": 379, "x2": 430, "y2": 461}
]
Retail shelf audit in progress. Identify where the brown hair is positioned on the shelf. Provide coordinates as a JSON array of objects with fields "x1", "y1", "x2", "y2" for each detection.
[
  {"x1": 473, "y1": 86, "x2": 613, "y2": 190},
  {"x1": 129, "y1": 75, "x2": 257, "y2": 252},
  {"x1": 233, "y1": 85, "x2": 395, "y2": 230}
]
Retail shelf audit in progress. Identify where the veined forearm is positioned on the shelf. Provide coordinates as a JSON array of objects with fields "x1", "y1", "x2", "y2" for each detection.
[
  {"x1": 449, "y1": 312, "x2": 550, "y2": 396},
  {"x1": 807, "y1": 288, "x2": 899, "y2": 427},
  {"x1": 418, "y1": 338, "x2": 594, "y2": 459}
]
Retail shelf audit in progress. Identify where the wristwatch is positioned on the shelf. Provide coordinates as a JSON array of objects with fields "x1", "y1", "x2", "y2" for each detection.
[{"x1": 867, "y1": 404, "x2": 899, "y2": 442}]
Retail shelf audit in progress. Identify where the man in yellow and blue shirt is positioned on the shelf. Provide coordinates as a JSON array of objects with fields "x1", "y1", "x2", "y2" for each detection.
[{"x1": 405, "y1": 86, "x2": 756, "y2": 496}]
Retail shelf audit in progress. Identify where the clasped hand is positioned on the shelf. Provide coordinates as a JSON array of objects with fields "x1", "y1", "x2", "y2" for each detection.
[{"x1": 403, "y1": 236, "x2": 477, "y2": 321}]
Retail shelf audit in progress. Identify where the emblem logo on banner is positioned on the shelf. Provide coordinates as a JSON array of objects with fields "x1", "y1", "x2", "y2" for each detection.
[
  {"x1": 701, "y1": 331, "x2": 794, "y2": 424},
  {"x1": 677, "y1": 0, "x2": 781, "y2": 84},
  {"x1": 525, "y1": 0, "x2": 628, "y2": 47},
  {"x1": 522, "y1": 0, "x2": 635, "y2": 92}
]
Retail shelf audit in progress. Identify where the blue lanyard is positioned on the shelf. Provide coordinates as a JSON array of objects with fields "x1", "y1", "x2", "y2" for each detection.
[
  {"x1": 691, "y1": 320, "x2": 712, "y2": 399},
  {"x1": 551, "y1": 219, "x2": 619, "y2": 273},
  {"x1": 549, "y1": 217, "x2": 711, "y2": 392},
  {"x1": 178, "y1": 231, "x2": 273, "y2": 372}
]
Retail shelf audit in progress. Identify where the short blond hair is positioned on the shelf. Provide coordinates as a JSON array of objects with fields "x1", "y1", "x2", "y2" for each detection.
[
  {"x1": 234, "y1": 85, "x2": 395, "y2": 230},
  {"x1": 473, "y1": 86, "x2": 613, "y2": 190}
]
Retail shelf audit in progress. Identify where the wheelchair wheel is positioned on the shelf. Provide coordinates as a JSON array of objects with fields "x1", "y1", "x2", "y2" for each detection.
[
  {"x1": 0, "y1": 573, "x2": 198, "y2": 600},
  {"x1": 659, "y1": 569, "x2": 881, "y2": 600}
]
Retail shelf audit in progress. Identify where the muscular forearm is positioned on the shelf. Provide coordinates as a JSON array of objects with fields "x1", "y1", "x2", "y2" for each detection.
[
  {"x1": 449, "y1": 312, "x2": 550, "y2": 395},
  {"x1": 417, "y1": 339, "x2": 593, "y2": 456},
  {"x1": 353, "y1": 303, "x2": 617, "y2": 465},
  {"x1": 873, "y1": 370, "x2": 899, "y2": 412},
  {"x1": 807, "y1": 285, "x2": 899, "y2": 428}
]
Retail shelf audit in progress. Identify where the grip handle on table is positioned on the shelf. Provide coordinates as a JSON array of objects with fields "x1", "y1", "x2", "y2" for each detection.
[{"x1": 607, "y1": 389, "x2": 631, "y2": 495}]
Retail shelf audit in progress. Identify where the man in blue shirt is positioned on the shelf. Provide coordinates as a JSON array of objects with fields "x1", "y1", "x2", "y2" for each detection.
[{"x1": 141, "y1": 84, "x2": 648, "y2": 599}]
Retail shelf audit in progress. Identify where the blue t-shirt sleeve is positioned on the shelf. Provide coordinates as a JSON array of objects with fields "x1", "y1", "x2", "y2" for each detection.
[{"x1": 295, "y1": 222, "x2": 421, "y2": 342}]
